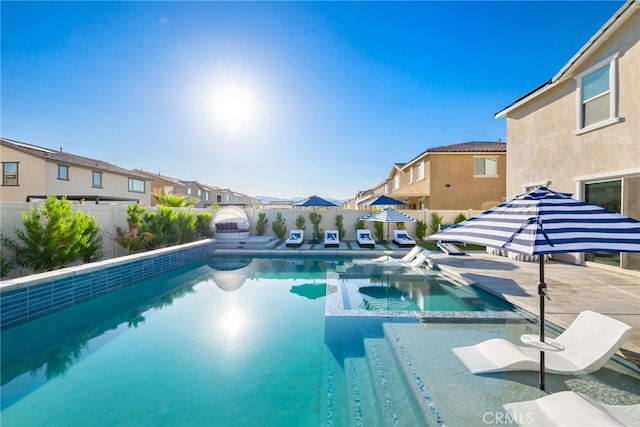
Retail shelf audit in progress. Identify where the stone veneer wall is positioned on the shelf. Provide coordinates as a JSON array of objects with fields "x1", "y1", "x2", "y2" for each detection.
[{"x1": 0, "y1": 239, "x2": 215, "y2": 329}]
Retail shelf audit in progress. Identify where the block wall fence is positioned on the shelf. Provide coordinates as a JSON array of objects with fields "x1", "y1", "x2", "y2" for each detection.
[{"x1": 0, "y1": 201, "x2": 480, "y2": 260}]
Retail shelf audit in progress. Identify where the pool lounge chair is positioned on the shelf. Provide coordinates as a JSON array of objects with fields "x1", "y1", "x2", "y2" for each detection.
[
  {"x1": 437, "y1": 241, "x2": 465, "y2": 255},
  {"x1": 356, "y1": 229, "x2": 375, "y2": 248},
  {"x1": 324, "y1": 230, "x2": 340, "y2": 248},
  {"x1": 393, "y1": 230, "x2": 416, "y2": 247},
  {"x1": 452, "y1": 310, "x2": 632, "y2": 375},
  {"x1": 285, "y1": 230, "x2": 304, "y2": 247},
  {"x1": 503, "y1": 391, "x2": 640, "y2": 427}
]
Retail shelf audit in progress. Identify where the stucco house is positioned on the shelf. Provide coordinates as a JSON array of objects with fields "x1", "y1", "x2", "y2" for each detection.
[
  {"x1": 353, "y1": 141, "x2": 507, "y2": 211},
  {"x1": 133, "y1": 169, "x2": 190, "y2": 206},
  {"x1": 495, "y1": 0, "x2": 639, "y2": 270},
  {"x1": 1, "y1": 138, "x2": 151, "y2": 205}
]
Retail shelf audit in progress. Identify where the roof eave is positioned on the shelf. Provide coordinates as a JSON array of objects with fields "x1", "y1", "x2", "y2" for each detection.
[{"x1": 495, "y1": 0, "x2": 637, "y2": 119}]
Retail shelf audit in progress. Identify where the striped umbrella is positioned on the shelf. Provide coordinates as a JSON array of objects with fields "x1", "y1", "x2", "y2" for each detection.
[
  {"x1": 427, "y1": 187, "x2": 640, "y2": 390},
  {"x1": 361, "y1": 207, "x2": 416, "y2": 245}
]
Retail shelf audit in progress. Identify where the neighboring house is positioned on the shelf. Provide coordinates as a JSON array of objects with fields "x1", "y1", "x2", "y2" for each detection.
[
  {"x1": 133, "y1": 169, "x2": 189, "y2": 206},
  {"x1": 1, "y1": 138, "x2": 151, "y2": 205},
  {"x1": 354, "y1": 141, "x2": 507, "y2": 211},
  {"x1": 495, "y1": 1, "x2": 639, "y2": 271}
]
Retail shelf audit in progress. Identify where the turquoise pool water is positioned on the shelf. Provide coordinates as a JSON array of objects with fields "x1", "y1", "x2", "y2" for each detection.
[{"x1": 1, "y1": 256, "x2": 639, "y2": 426}]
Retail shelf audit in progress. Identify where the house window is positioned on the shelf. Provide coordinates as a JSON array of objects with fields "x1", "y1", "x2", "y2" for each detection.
[
  {"x1": 92, "y1": 171, "x2": 102, "y2": 188},
  {"x1": 394, "y1": 175, "x2": 400, "y2": 189},
  {"x1": 205, "y1": 192, "x2": 209, "y2": 201},
  {"x1": 187, "y1": 188, "x2": 192, "y2": 196},
  {"x1": 409, "y1": 168, "x2": 413, "y2": 184},
  {"x1": 575, "y1": 53, "x2": 618, "y2": 132},
  {"x1": 58, "y1": 165, "x2": 69, "y2": 180},
  {"x1": 474, "y1": 157, "x2": 498, "y2": 176},
  {"x1": 128, "y1": 178, "x2": 145, "y2": 193},
  {"x1": 417, "y1": 161, "x2": 424, "y2": 181},
  {"x1": 216, "y1": 195, "x2": 222, "y2": 203},
  {"x1": 2, "y1": 162, "x2": 18, "y2": 185}
]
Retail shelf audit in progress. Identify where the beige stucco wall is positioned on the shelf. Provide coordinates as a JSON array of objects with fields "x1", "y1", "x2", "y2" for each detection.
[
  {"x1": 0, "y1": 145, "x2": 47, "y2": 201},
  {"x1": 1, "y1": 145, "x2": 151, "y2": 204},
  {"x1": 428, "y1": 153, "x2": 506, "y2": 210},
  {"x1": 504, "y1": 10, "x2": 640, "y2": 198}
]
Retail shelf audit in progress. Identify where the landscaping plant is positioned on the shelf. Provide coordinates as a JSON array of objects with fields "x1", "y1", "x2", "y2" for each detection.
[
  {"x1": 272, "y1": 212, "x2": 287, "y2": 239},
  {"x1": 415, "y1": 219, "x2": 427, "y2": 241},
  {"x1": 295, "y1": 214, "x2": 306, "y2": 231},
  {"x1": 308, "y1": 211, "x2": 323, "y2": 241},
  {"x1": 2, "y1": 196, "x2": 104, "y2": 272},
  {"x1": 256, "y1": 212, "x2": 268, "y2": 236},
  {"x1": 335, "y1": 214, "x2": 345, "y2": 240},
  {"x1": 430, "y1": 212, "x2": 443, "y2": 234},
  {"x1": 454, "y1": 213, "x2": 467, "y2": 224}
]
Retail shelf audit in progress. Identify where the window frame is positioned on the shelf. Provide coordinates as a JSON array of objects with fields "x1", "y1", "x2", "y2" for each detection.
[
  {"x1": 57, "y1": 164, "x2": 70, "y2": 181},
  {"x1": 92, "y1": 171, "x2": 103, "y2": 188},
  {"x1": 417, "y1": 161, "x2": 425, "y2": 181},
  {"x1": 574, "y1": 52, "x2": 620, "y2": 134},
  {"x1": 394, "y1": 175, "x2": 400, "y2": 189},
  {"x1": 473, "y1": 156, "x2": 498, "y2": 177},
  {"x1": 128, "y1": 178, "x2": 145, "y2": 193},
  {"x1": 2, "y1": 162, "x2": 19, "y2": 186}
]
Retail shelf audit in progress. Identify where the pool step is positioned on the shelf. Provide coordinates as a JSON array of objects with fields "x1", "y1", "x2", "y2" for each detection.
[
  {"x1": 363, "y1": 336, "x2": 429, "y2": 427},
  {"x1": 342, "y1": 336, "x2": 383, "y2": 427}
]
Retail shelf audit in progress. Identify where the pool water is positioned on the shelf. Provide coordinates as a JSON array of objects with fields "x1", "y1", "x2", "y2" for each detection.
[{"x1": 1, "y1": 256, "x2": 639, "y2": 426}]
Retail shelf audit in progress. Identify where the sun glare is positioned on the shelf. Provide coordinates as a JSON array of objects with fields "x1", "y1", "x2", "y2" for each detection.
[
  {"x1": 217, "y1": 305, "x2": 249, "y2": 338},
  {"x1": 207, "y1": 76, "x2": 265, "y2": 136}
]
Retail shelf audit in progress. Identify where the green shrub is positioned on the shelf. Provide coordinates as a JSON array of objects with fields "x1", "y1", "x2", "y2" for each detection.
[
  {"x1": 295, "y1": 214, "x2": 306, "y2": 231},
  {"x1": 373, "y1": 222, "x2": 384, "y2": 241},
  {"x1": 256, "y1": 212, "x2": 268, "y2": 236},
  {"x1": 115, "y1": 204, "x2": 154, "y2": 254},
  {"x1": 272, "y1": 212, "x2": 287, "y2": 239},
  {"x1": 196, "y1": 212, "x2": 214, "y2": 238},
  {"x1": 430, "y1": 212, "x2": 443, "y2": 234},
  {"x1": 2, "y1": 196, "x2": 104, "y2": 272},
  {"x1": 308, "y1": 211, "x2": 323, "y2": 241},
  {"x1": 396, "y1": 222, "x2": 405, "y2": 230},
  {"x1": 335, "y1": 214, "x2": 345, "y2": 240},
  {"x1": 454, "y1": 213, "x2": 467, "y2": 224},
  {"x1": 415, "y1": 219, "x2": 427, "y2": 241},
  {"x1": 354, "y1": 219, "x2": 366, "y2": 231}
]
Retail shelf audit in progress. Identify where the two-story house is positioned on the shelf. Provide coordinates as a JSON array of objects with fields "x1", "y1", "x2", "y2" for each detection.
[
  {"x1": 1, "y1": 138, "x2": 151, "y2": 205},
  {"x1": 373, "y1": 141, "x2": 507, "y2": 210},
  {"x1": 133, "y1": 169, "x2": 190, "y2": 206},
  {"x1": 495, "y1": 1, "x2": 639, "y2": 270}
]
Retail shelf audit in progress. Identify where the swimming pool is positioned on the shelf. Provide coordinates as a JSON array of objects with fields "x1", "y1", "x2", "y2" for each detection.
[{"x1": 1, "y1": 256, "x2": 638, "y2": 426}]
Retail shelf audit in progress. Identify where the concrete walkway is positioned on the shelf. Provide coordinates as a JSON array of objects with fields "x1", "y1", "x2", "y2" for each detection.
[{"x1": 428, "y1": 251, "x2": 640, "y2": 365}]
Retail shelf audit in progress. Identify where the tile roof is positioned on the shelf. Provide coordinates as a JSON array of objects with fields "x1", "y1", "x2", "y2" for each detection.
[
  {"x1": 426, "y1": 141, "x2": 506, "y2": 153},
  {"x1": 1, "y1": 138, "x2": 149, "y2": 179}
]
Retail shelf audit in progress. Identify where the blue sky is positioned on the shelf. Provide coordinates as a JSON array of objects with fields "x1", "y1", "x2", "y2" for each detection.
[{"x1": 1, "y1": 1, "x2": 624, "y2": 200}]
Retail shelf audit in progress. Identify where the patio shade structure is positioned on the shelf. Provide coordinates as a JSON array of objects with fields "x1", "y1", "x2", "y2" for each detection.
[
  {"x1": 293, "y1": 195, "x2": 338, "y2": 243},
  {"x1": 427, "y1": 187, "x2": 640, "y2": 390},
  {"x1": 359, "y1": 195, "x2": 407, "y2": 207},
  {"x1": 293, "y1": 195, "x2": 338, "y2": 210},
  {"x1": 360, "y1": 207, "x2": 416, "y2": 246}
]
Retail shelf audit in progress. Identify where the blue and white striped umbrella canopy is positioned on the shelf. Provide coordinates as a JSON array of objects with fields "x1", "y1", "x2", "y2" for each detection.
[
  {"x1": 427, "y1": 188, "x2": 640, "y2": 255},
  {"x1": 360, "y1": 207, "x2": 416, "y2": 224}
]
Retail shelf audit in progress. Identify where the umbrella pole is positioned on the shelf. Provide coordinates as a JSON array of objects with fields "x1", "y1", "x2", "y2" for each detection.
[{"x1": 538, "y1": 255, "x2": 547, "y2": 391}]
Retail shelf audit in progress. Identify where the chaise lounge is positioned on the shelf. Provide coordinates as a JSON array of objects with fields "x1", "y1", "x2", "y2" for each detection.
[
  {"x1": 285, "y1": 230, "x2": 304, "y2": 247},
  {"x1": 452, "y1": 310, "x2": 632, "y2": 375},
  {"x1": 324, "y1": 230, "x2": 340, "y2": 248},
  {"x1": 356, "y1": 229, "x2": 375, "y2": 248},
  {"x1": 503, "y1": 391, "x2": 640, "y2": 427},
  {"x1": 393, "y1": 230, "x2": 416, "y2": 247}
]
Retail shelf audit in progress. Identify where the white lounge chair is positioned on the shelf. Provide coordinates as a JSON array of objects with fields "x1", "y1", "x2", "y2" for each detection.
[
  {"x1": 393, "y1": 230, "x2": 416, "y2": 247},
  {"x1": 452, "y1": 310, "x2": 632, "y2": 375},
  {"x1": 503, "y1": 391, "x2": 640, "y2": 427},
  {"x1": 324, "y1": 230, "x2": 340, "y2": 248},
  {"x1": 400, "y1": 246, "x2": 423, "y2": 262},
  {"x1": 356, "y1": 229, "x2": 375, "y2": 248},
  {"x1": 285, "y1": 230, "x2": 304, "y2": 247}
]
